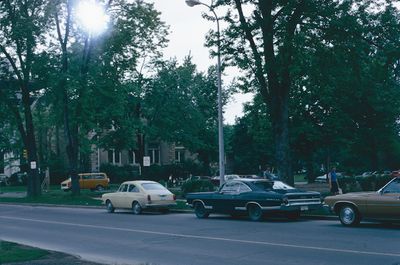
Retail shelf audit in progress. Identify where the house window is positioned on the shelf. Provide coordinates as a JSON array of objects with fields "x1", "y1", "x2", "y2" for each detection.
[
  {"x1": 128, "y1": 150, "x2": 137, "y2": 164},
  {"x1": 148, "y1": 148, "x2": 160, "y2": 164},
  {"x1": 175, "y1": 148, "x2": 185, "y2": 163},
  {"x1": 108, "y1": 149, "x2": 121, "y2": 165}
]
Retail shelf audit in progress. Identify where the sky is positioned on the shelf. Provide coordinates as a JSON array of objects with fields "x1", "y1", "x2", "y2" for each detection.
[{"x1": 148, "y1": 0, "x2": 253, "y2": 125}]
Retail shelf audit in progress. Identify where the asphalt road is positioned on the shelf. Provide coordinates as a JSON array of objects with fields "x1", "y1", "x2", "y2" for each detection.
[{"x1": 0, "y1": 204, "x2": 399, "y2": 265}]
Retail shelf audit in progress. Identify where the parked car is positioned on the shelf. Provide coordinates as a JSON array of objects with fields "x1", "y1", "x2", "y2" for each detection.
[
  {"x1": 324, "y1": 177, "x2": 400, "y2": 226},
  {"x1": 186, "y1": 179, "x2": 322, "y2": 221},
  {"x1": 0, "y1": 174, "x2": 10, "y2": 186},
  {"x1": 391, "y1": 170, "x2": 400, "y2": 177},
  {"x1": 211, "y1": 174, "x2": 241, "y2": 186},
  {"x1": 315, "y1": 172, "x2": 344, "y2": 183},
  {"x1": 102, "y1": 180, "x2": 176, "y2": 214},
  {"x1": 361, "y1": 171, "x2": 378, "y2": 177},
  {"x1": 60, "y1": 172, "x2": 110, "y2": 191}
]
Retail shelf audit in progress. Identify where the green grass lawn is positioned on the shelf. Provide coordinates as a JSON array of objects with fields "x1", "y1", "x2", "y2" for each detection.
[
  {"x1": 0, "y1": 241, "x2": 49, "y2": 263},
  {"x1": 0, "y1": 185, "x2": 104, "y2": 206}
]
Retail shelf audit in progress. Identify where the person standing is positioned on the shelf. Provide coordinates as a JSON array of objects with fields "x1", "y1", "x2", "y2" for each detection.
[{"x1": 328, "y1": 167, "x2": 339, "y2": 195}]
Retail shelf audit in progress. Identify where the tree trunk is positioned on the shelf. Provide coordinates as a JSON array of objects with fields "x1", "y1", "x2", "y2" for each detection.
[
  {"x1": 21, "y1": 83, "x2": 41, "y2": 197},
  {"x1": 270, "y1": 88, "x2": 292, "y2": 185}
]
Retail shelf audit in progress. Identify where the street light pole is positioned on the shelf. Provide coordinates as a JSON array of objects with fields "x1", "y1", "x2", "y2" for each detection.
[{"x1": 185, "y1": 0, "x2": 225, "y2": 188}]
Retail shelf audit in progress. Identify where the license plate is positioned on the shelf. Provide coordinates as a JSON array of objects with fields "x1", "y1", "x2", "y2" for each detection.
[{"x1": 301, "y1": 206, "x2": 309, "y2": 211}]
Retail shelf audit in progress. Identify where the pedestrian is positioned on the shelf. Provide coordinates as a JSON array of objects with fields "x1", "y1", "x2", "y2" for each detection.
[{"x1": 328, "y1": 167, "x2": 339, "y2": 195}]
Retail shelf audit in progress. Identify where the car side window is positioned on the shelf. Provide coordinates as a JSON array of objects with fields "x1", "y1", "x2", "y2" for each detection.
[
  {"x1": 220, "y1": 182, "x2": 235, "y2": 193},
  {"x1": 94, "y1": 174, "x2": 104, "y2": 179},
  {"x1": 128, "y1": 185, "x2": 139, "y2": 193},
  {"x1": 238, "y1": 183, "x2": 251, "y2": 193},
  {"x1": 383, "y1": 179, "x2": 400, "y2": 194},
  {"x1": 221, "y1": 182, "x2": 241, "y2": 194},
  {"x1": 118, "y1": 184, "x2": 128, "y2": 192}
]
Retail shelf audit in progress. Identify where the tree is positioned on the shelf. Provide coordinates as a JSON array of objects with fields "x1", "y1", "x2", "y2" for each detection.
[
  {"x1": 49, "y1": 0, "x2": 168, "y2": 194},
  {"x1": 143, "y1": 57, "x2": 229, "y2": 173},
  {"x1": 0, "y1": 0, "x2": 51, "y2": 196}
]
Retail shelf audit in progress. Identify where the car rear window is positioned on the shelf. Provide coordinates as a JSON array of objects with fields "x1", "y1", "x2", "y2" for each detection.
[{"x1": 141, "y1": 183, "x2": 166, "y2": 191}]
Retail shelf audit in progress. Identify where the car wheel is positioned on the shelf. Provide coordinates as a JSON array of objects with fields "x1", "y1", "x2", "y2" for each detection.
[
  {"x1": 286, "y1": 211, "x2": 301, "y2": 220},
  {"x1": 96, "y1": 185, "x2": 104, "y2": 191},
  {"x1": 247, "y1": 204, "x2": 263, "y2": 221},
  {"x1": 106, "y1": 200, "x2": 115, "y2": 213},
  {"x1": 194, "y1": 202, "x2": 209, "y2": 219},
  {"x1": 339, "y1": 205, "x2": 361, "y2": 227},
  {"x1": 132, "y1": 202, "x2": 142, "y2": 215}
]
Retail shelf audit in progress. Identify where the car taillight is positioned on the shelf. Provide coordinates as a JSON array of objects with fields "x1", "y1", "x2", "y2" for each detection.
[
  {"x1": 147, "y1": 195, "x2": 152, "y2": 202},
  {"x1": 173, "y1": 194, "x2": 176, "y2": 201},
  {"x1": 68, "y1": 182, "x2": 71, "y2": 187}
]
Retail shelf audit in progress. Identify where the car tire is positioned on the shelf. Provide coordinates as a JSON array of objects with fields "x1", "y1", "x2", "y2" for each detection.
[
  {"x1": 194, "y1": 202, "x2": 209, "y2": 219},
  {"x1": 96, "y1": 185, "x2": 105, "y2": 191},
  {"x1": 286, "y1": 211, "x2": 301, "y2": 220},
  {"x1": 339, "y1": 205, "x2": 361, "y2": 227},
  {"x1": 106, "y1": 200, "x2": 115, "y2": 213},
  {"x1": 132, "y1": 202, "x2": 142, "y2": 215},
  {"x1": 247, "y1": 204, "x2": 263, "y2": 221}
]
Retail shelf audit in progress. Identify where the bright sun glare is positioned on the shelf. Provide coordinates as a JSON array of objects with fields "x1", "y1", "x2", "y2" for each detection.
[{"x1": 76, "y1": 0, "x2": 109, "y2": 35}]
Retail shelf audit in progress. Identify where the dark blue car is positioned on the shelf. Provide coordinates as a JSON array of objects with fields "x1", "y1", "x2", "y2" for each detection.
[{"x1": 186, "y1": 179, "x2": 322, "y2": 221}]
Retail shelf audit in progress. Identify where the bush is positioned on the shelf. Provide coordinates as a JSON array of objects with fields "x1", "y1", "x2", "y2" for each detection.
[
  {"x1": 181, "y1": 180, "x2": 215, "y2": 197},
  {"x1": 8, "y1": 172, "x2": 27, "y2": 186},
  {"x1": 338, "y1": 176, "x2": 358, "y2": 193},
  {"x1": 339, "y1": 174, "x2": 395, "y2": 193},
  {"x1": 375, "y1": 175, "x2": 394, "y2": 190},
  {"x1": 355, "y1": 175, "x2": 376, "y2": 191},
  {"x1": 100, "y1": 164, "x2": 140, "y2": 184}
]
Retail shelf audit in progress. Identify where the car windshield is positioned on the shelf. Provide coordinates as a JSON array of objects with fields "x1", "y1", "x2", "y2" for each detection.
[
  {"x1": 141, "y1": 183, "x2": 166, "y2": 191},
  {"x1": 253, "y1": 181, "x2": 295, "y2": 191}
]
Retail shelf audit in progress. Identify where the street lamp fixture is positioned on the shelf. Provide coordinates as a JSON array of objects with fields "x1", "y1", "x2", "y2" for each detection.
[{"x1": 185, "y1": 0, "x2": 225, "y2": 188}]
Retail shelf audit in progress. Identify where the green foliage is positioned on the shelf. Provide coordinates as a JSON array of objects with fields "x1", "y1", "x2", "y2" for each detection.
[
  {"x1": 143, "y1": 161, "x2": 208, "y2": 182},
  {"x1": 338, "y1": 175, "x2": 394, "y2": 193},
  {"x1": 181, "y1": 179, "x2": 215, "y2": 197},
  {"x1": 100, "y1": 164, "x2": 140, "y2": 184}
]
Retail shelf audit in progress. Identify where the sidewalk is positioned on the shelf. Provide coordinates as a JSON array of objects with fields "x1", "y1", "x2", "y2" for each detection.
[{"x1": 0, "y1": 192, "x2": 26, "y2": 198}]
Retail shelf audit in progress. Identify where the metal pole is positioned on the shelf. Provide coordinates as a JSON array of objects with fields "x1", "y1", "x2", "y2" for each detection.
[
  {"x1": 186, "y1": 1, "x2": 225, "y2": 187},
  {"x1": 214, "y1": 12, "x2": 225, "y2": 188}
]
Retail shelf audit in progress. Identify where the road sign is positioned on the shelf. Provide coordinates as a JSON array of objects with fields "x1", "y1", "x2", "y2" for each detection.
[
  {"x1": 30, "y1": 161, "x2": 37, "y2": 169},
  {"x1": 143, "y1": 156, "x2": 150, "y2": 167}
]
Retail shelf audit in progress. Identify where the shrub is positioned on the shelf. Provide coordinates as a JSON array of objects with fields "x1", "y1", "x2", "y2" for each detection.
[
  {"x1": 355, "y1": 175, "x2": 376, "y2": 191},
  {"x1": 338, "y1": 176, "x2": 358, "y2": 193},
  {"x1": 181, "y1": 180, "x2": 215, "y2": 197},
  {"x1": 100, "y1": 164, "x2": 140, "y2": 184},
  {"x1": 375, "y1": 175, "x2": 394, "y2": 190}
]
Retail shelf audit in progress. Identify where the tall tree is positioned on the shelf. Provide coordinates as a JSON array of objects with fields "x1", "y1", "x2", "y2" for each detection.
[
  {"x1": 0, "y1": 0, "x2": 50, "y2": 196},
  {"x1": 50, "y1": 0, "x2": 168, "y2": 194}
]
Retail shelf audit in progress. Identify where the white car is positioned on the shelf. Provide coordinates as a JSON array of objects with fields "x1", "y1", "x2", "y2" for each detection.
[{"x1": 102, "y1": 180, "x2": 176, "y2": 214}]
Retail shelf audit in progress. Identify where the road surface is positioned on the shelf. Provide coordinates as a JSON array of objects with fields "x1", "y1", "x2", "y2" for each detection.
[{"x1": 0, "y1": 204, "x2": 399, "y2": 265}]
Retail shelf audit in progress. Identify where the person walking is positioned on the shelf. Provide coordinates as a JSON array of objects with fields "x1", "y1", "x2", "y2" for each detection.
[{"x1": 328, "y1": 167, "x2": 339, "y2": 195}]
